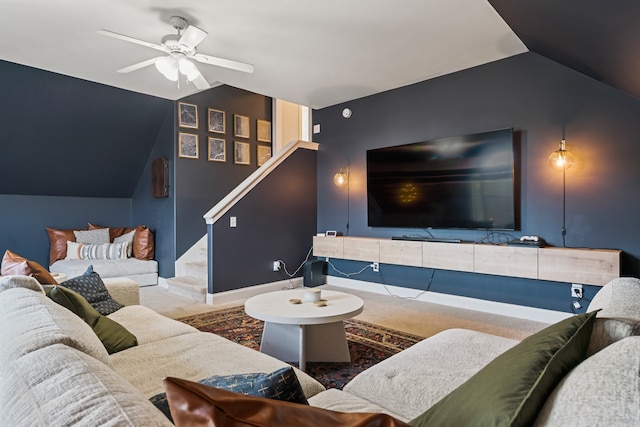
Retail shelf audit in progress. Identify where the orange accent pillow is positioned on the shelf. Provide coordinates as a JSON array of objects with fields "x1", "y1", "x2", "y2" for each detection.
[
  {"x1": 45, "y1": 227, "x2": 79, "y2": 265},
  {"x1": 1, "y1": 250, "x2": 59, "y2": 284},
  {"x1": 88, "y1": 223, "x2": 155, "y2": 260},
  {"x1": 163, "y1": 376, "x2": 411, "y2": 427},
  {"x1": 133, "y1": 225, "x2": 154, "y2": 260}
]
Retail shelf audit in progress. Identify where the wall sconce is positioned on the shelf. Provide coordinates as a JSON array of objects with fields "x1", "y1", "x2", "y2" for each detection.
[
  {"x1": 333, "y1": 167, "x2": 350, "y2": 235},
  {"x1": 333, "y1": 168, "x2": 349, "y2": 187},
  {"x1": 548, "y1": 139, "x2": 574, "y2": 171},
  {"x1": 549, "y1": 136, "x2": 573, "y2": 247}
]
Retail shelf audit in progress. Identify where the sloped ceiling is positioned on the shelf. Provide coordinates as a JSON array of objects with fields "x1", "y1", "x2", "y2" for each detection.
[
  {"x1": 1, "y1": 2, "x2": 637, "y2": 108},
  {"x1": 0, "y1": 0, "x2": 526, "y2": 109},
  {"x1": 0, "y1": 61, "x2": 171, "y2": 198},
  {"x1": 489, "y1": 0, "x2": 640, "y2": 102}
]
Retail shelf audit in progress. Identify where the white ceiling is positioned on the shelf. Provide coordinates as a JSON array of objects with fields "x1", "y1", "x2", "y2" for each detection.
[{"x1": 0, "y1": 0, "x2": 526, "y2": 109}]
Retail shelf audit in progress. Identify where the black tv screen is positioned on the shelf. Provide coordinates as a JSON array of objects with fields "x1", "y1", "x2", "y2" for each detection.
[{"x1": 367, "y1": 128, "x2": 516, "y2": 230}]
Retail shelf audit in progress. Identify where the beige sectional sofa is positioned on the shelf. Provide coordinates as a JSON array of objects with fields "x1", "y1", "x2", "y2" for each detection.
[
  {"x1": 0, "y1": 277, "x2": 324, "y2": 426},
  {"x1": 309, "y1": 278, "x2": 640, "y2": 426},
  {"x1": 1, "y1": 275, "x2": 639, "y2": 426}
]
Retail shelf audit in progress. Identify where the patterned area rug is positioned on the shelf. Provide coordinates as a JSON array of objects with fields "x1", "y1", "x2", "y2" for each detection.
[{"x1": 177, "y1": 305, "x2": 423, "y2": 389}]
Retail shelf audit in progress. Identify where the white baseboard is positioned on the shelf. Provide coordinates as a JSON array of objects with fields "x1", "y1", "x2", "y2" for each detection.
[
  {"x1": 326, "y1": 276, "x2": 571, "y2": 324},
  {"x1": 157, "y1": 277, "x2": 169, "y2": 289},
  {"x1": 205, "y1": 278, "x2": 304, "y2": 306}
]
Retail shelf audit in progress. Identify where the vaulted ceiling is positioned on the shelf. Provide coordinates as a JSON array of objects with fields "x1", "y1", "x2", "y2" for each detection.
[{"x1": 0, "y1": 1, "x2": 637, "y2": 108}]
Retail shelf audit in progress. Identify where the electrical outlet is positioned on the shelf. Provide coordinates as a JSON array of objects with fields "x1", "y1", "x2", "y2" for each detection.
[
  {"x1": 372, "y1": 262, "x2": 379, "y2": 272},
  {"x1": 273, "y1": 261, "x2": 281, "y2": 272},
  {"x1": 571, "y1": 284, "x2": 583, "y2": 298}
]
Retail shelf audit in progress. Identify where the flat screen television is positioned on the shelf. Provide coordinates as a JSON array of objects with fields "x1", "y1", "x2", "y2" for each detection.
[{"x1": 367, "y1": 128, "x2": 517, "y2": 230}]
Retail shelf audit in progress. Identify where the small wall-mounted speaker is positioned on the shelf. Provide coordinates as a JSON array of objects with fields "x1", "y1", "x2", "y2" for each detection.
[{"x1": 152, "y1": 157, "x2": 169, "y2": 198}]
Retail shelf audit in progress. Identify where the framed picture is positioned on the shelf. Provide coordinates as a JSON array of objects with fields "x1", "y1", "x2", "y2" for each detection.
[
  {"x1": 208, "y1": 137, "x2": 226, "y2": 162},
  {"x1": 234, "y1": 141, "x2": 251, "y2": 165},
  {"x1": 234, "y1": 114, "x2": 250, "y2": 138},
  {"x1": 208, "y1": 108, "x2": 225, "y2": 134},
  {"x1": 257, "y1": 144, "x2": 272, "y2": 166},
  {"x1": 178, "y1": 133, "x2": 199, "y2": 159},
  {"x1": 178, "y1": 102, "x2": 198, "y2": 129},
  {"x1": 257, "y1": 119, "x2": 272, "y2": 143}
]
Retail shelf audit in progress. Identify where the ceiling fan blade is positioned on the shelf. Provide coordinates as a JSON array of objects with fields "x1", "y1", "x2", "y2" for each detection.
[
  {"x1": 190, "y1": 71, "x2": 211, "y2": 90},
  {"x1": 179, "y1": 25, "x2": 208, "y2": 49},
  {"x1": 192, "y1": 53, "x2": 254, "y2": 73},
  {"x1": 116, "y1": 57, "x2": 165, "y2": 74},
  {"x1": 97, "y1": 29, "x2": 168, "y2": 53}
]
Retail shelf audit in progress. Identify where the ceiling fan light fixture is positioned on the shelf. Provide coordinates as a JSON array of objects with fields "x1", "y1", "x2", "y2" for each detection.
[
  {"x1": 178, "y1": 58, "x2": 200, "y2": 81},
  {"x1": 155, "y1": 56, "x2": 178, "y2": 81}
]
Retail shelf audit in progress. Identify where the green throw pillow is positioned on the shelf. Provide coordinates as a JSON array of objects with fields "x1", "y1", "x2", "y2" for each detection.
[
  {"x1": 410, "y1": 310, "x2": 598, "y2": 427},
  {"x1": 44, "y1": 285, "x2": 138, "y2": 354}
]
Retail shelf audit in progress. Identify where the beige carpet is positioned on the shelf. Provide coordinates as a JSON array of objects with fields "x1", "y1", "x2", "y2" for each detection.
[{"x1": 140, "y1": 285, "x2": 548, "y2": 341}]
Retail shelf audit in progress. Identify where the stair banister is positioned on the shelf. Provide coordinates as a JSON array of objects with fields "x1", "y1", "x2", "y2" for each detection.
[{"x1": 203, "y1": 140, "x2": 319, "y2": 225}]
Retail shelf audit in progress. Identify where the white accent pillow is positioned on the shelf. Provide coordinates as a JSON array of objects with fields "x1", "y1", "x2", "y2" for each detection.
[
  {"x1": 65, "y1": 242, "x2": 129, "y2": 260},
  {"x1": 113, "y1": 230, "x2": 136, "y2": 257},
  {"x1": 74, "y1": 228, "x2": 110, "y2": 244}
]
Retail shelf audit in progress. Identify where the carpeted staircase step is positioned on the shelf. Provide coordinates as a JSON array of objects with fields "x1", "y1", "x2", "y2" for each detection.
[
  {"x1": 166, "y1": 276, "x2": 207, "y2": 303},
  {"x1": 184, "y1": 261, "x2": 208, "y2": 281}
]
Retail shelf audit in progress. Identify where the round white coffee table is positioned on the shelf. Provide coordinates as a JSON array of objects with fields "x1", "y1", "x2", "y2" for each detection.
[{"x1": 244, "y1": 289, "x2": 364, "y2": 371}]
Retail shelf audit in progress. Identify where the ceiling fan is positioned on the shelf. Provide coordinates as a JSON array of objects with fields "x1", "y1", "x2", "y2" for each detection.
[{"x1": 97, "y1": 16, "x2": 254, "y2": 90}]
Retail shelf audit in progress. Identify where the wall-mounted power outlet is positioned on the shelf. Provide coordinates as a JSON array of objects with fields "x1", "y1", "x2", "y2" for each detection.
[
  {"x1": 273, "y1": 261, "x2": 281, "y2": 272},
  {"x1": 372, "y1": 262, "x2": 379, "y2": 272},
  {"x1": 571, "y1": 284, "x2": 583, "y2": 298}
]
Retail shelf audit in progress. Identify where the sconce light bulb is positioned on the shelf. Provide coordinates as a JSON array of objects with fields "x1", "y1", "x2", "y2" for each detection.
[
  {"x1": 334, "y1": 169, "x2": 349, "y2": 186},
  {"x1": 548, "y1": 139, "x2": 574, "y2": 171}
]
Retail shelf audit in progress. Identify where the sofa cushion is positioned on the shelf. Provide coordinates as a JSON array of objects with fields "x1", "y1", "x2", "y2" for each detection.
[
  {"x1": 50, "y1": 258, "x2": 158, "y2": 280},
  {"x1": 0, "y1": 287, "x2": 111, "y2": 367},
  {"x1": 60, "y1": 266, "x2": 124, "y2": 315},
  {"x1": 88, "y1": 223, "x2": 155, "y2": 260},
  {"x1": 588, "y1": 277, "x2": 640, "y2": 318},
  {"x1": 410, "y1": 311, "x2": 598, "y2": 427},
  {"x1": 0, "y1": 343, "x2": 172, "y2": 427},
  {"x1": 109, "y1": 330, "x2": 325, "y2": 399},
  {"x1": 103, "y1": 277, "x2": 141, "y2": 306},
  {"x1": 309, "y1": 389, "x2": 408, "y2": 422},
  {"x1": 150, "y1": 366, "x2": 308, "y2": 423},
  {"x1": 73, "y1": 228, "x2": 110, "y2": 244},
  {"x1": 1, "y1": 250, "x2": 58, "y2": 285},
  {"x1": 45, "y1": 227, "x2": 79, "y2": 265},
  {"x1": 88, "y1": 223, "x2": 132, "y2": 242},
  {"x1": 114, "y1": 229, "x2": 136, "y2": 257},
  {"x1": 163, "y1": 376, "x2": 411, "y2": 427},
  {"x1": 107, "y1": 304, "x2": 198, "y2": 345},
  {"x1": 44, "y1": 285, "x2": 137, "y2": 354},
  {"x1": 66, "y1": 241, "x2": 129, "y2": 260},
  {"x1": 133, "y1": 225, "x2": 155, "y2": 260},
  {"x1": 343, "y1": 329, "x2": 519, "y2": 421},
  {"x1": 533, "y1": 336, "x2": 640, "y2": 426},
  {"x1": 0, "y1": 275, "x2": 45, "y2": 294}
]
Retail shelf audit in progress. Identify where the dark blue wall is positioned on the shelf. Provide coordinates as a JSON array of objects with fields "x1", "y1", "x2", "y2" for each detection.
[
  {"x1": 131, "y1": 107, "x2": 176, "y2": 278},
  {"x1": 0, "y1": 194, "x2": 131, "y2": 267},
  {"x1": 314, "y1": 52, "x2": 640, "y2": 313},
  {"x1": 0, "y1": 60, "x2": 171, "y2": 197},
  {"x1": 0, "y1": 60, "x2": 172, "y2": 270},
  {"x1": 212, "y1": 148, "x2": 317, "y2": 292},
  {"x1": 0, "y1": 60, "x2": 280, "y2": 281},
  {"x1": 175, "y1": 86, "x2": 272, "y2": 258}
]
